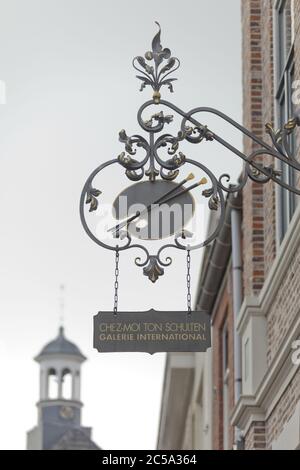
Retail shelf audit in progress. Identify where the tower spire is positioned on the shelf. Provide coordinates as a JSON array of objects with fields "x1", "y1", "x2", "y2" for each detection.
[{"x1": 59, "y1": 284, "x2": 65, "y2": 328}]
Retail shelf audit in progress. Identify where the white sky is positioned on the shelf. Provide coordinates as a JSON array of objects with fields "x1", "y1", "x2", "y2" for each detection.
[{"x1": 0, "y1": 0, "x2": 242, "y2": 450}]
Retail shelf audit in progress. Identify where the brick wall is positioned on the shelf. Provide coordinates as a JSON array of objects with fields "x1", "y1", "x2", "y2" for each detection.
[
  {"x1": 241, "y1": 0, "x2": 300, "y2": 450},
  {"x1": 266, "y1": 372, "x2": 300, "y2": 448},
  {"x1": 267, "y1": 243, "x2": 300, "y2": 364},
  {"x1": 212, "y1": 272, "x2": 235, "y2": 450},
  {"x1": 241, "y1": 0, "x2": 265, "y2": 296}
]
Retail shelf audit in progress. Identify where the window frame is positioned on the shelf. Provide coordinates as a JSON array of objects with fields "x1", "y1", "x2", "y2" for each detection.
[
  {"x1": 274, "y1": 0, "x2": 296, "y2": 244},
  {"x1": 222, "y1": 324, "x2": 230, "y2": 450}
]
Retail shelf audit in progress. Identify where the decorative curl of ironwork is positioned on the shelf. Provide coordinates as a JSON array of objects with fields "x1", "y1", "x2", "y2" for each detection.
[
  {"x1": 80, "y1": 23, "x2": 300, "y2": 283},
  {"x1": 117, "y1": 130, "x2": 150, "y2": 181}
]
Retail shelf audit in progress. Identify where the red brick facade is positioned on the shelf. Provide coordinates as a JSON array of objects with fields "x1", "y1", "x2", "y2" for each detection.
[
  {"x1": 211, "y1": 276, "x2": 235, "y2": 450},
  {"x1": 242, "y1": 0, "x2": 266, "y2": 296},
  {"x1": 240, "y1": 0, "x2": 300, "y2": 450},
  {"x1": 213, "y1": 0, "x2": 300, "y2": 450}
]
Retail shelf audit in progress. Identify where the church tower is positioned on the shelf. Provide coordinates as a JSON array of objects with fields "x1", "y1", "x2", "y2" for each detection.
[{"x1": 27, "y1": 327, "x2": 99, "y2": 450}]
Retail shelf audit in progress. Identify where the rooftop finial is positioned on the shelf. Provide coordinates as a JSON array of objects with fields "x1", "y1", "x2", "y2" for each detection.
[
  {"x1": 132, "y1": 22, "x2": 180, "y2": 102},
  {"x1": 59, "y1": 284, "x2": 65, "y2": 328}
]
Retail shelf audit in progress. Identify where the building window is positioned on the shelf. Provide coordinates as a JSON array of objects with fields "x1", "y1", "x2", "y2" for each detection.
[
  {"x1": 62, "y1": 368, "x2": 72, "y2": 399},
  {"x1": 48, "y1": 368, "x2": 58, "y2": 399},
  {"x1": 274, "y1": 0, "x2": 296, "y2": 242},
  {"x1": 222, "y1": 325, "x2": 230, "y2": 450}
]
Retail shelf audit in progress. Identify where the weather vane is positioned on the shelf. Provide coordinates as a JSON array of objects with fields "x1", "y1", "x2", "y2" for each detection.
[{"x1": 80, "y1": 22, "x2": 300, "y2": 323}]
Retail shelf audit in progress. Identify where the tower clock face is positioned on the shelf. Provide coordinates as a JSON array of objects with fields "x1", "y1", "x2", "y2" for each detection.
[{"x1": 59, "y1": 405, "x2": 74, "y2": 420}]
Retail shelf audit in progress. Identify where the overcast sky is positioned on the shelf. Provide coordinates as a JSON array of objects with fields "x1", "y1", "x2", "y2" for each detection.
[{"x1": 0, "y1": 0, "x2": 242, "y2": 450}]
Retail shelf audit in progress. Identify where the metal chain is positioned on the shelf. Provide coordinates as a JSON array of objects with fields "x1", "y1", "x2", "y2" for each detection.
[
  {"x1": 186, "y1": 248, "x2": 192, "y2": 314},
  {"x1": 113, "y1": 248, "x2": 120, "y2": 315}
]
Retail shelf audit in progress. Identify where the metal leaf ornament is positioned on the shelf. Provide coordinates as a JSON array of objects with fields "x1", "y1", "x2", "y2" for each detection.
[
  {"x1": 86, "y1": 187, "x2": 102, "y2": 212},
  {"x1": 208, "y1": 195, "x2": 220, "y2": 211},
  {"x1": 151, "y1": 21, "x2": 171, "y2": 67},
  {"x1": 133, "y1": 22, "x2": 180, "y2": 101},
  {"x1": 143, "y1": 256, "x2": 164, "y2": 283}
]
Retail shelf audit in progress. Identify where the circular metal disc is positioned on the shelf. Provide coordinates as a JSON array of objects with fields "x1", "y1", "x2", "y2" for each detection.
[{"x1": 113, "y1": 180, "x2": 194, "y2": 240}]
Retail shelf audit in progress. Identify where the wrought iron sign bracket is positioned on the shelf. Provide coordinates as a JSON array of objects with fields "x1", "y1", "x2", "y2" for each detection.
[{"x1": 80, "y1": 22, "x2": 300, "y2": 287}]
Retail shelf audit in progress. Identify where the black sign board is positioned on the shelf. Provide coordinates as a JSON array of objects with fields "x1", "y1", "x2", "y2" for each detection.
[{"x1": 94, "y1": 310, "x2": 211, "y2": 354}]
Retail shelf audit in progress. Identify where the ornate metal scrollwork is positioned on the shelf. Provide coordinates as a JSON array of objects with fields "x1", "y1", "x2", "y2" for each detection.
[{"x1": 80, "y1": 23, "x2": 300, "y2": 283}]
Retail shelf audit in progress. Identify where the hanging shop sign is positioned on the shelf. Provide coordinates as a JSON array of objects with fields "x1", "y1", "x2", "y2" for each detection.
[
  {"x1": 94, "y1": 310, "x2": 211, "y2": 354},
  {"x1": 80, "y1": 23, "x2": 300, "y2": 353}
]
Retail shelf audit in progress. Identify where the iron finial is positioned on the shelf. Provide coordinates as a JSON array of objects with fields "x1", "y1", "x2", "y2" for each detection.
[{"x1": 132, "y1": 22, "x2": 180, "y2": 101}]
